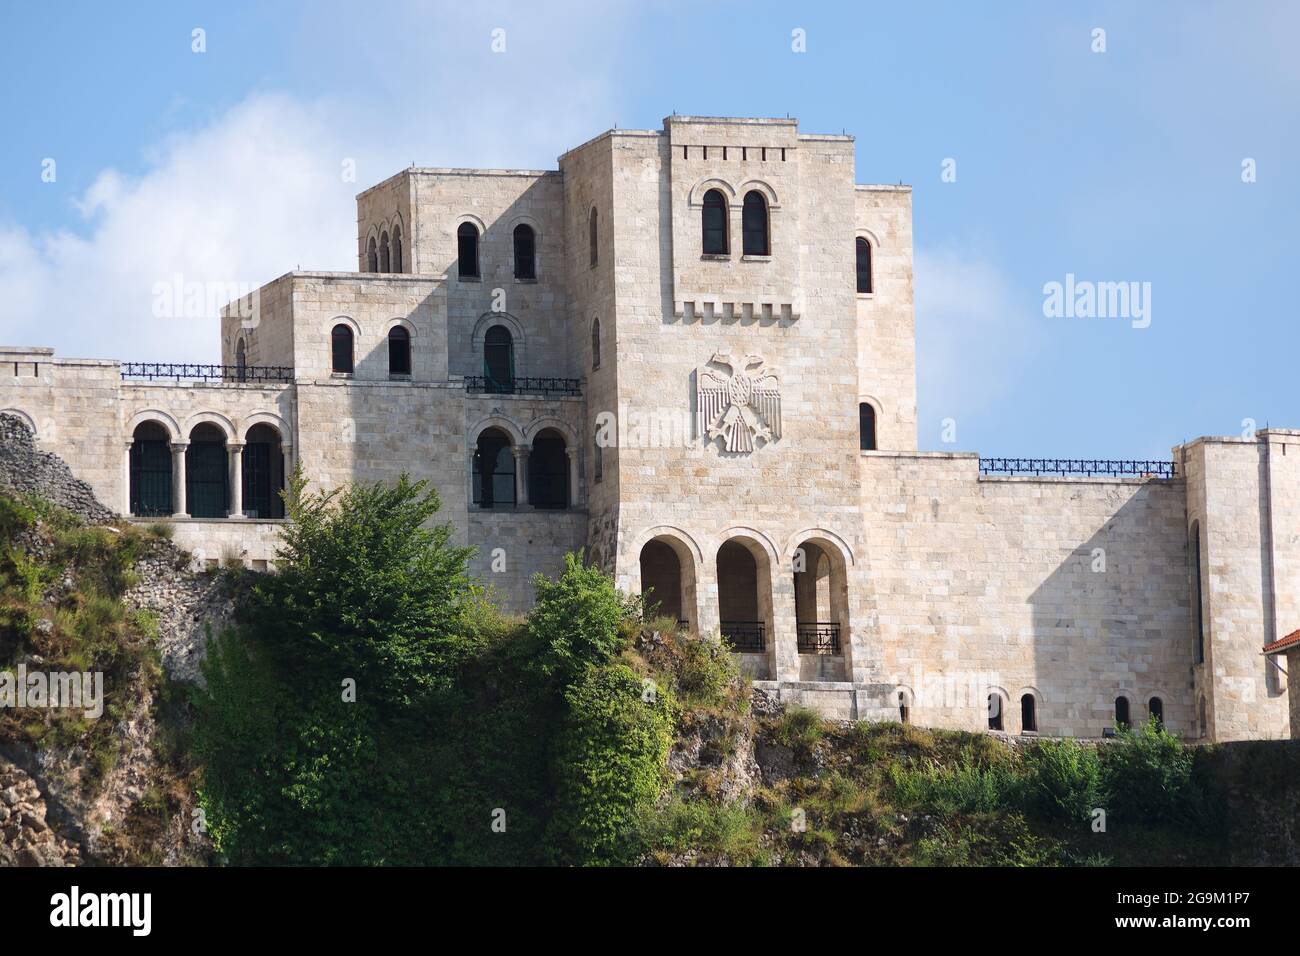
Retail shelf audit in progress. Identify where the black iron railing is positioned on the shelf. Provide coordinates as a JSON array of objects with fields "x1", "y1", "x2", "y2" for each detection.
[
  {"x1": 797, "y1": 623, "x2": 842, "y2": 654},
  {"x1": 721, "y1": 621, "x2": 765, "y2": 653},
  {"x1": 121, "y1": 363, "x2": 294, "y2": 383},
  {"x1": 978, "y1": 458, "x2": 1176, "y2": 479},
  {"x1": 465, "y1": 376, "x2": 582, "y2": 397}
]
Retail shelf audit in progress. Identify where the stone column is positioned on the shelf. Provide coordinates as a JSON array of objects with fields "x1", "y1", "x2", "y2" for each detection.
[
  {"x1": 513, "y1": 444, "x2": 530, "y2": 507},
  {"x1": 122, "y1": 440, "x2": 134, "y2": 515},
  {"x1": 227, "y1": 440, "x2": 245, "y2": 518},
  {"x1": 170, "y1": 441, "x2": 189, "y2": 518},
  {"x1": 770, "y1": 558, "x2": 801, "y2": 683},
  {"x1": 565, "y1": 447, "x2": 580, "y2": 508}
]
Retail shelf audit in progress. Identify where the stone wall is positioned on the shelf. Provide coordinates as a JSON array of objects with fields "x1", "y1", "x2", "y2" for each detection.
[{"x1": 0, "y1": 412, "x2": 115, "y2": 523}]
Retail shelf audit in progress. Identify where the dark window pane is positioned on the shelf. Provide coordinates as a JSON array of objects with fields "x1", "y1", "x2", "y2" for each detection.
[
  {"x1": 331, "y1": 325, "x2": 353, "y2": 373},
  {"x1": 702, "y1": 189, "x2": 728, "y2": 254},
  {"x1": 389, "y1": 327, "x2": 411, "y2": 375},
  {"x1": 589, "y1": 208, "x2": 598, "y2": 266},
  {"x1": 858, "y1": 403, "x2": 876, "y2": 451},
  {"x1": 856, "y1": 237, "x2": 873, "y2": 293},
  {"x1": 483, "y1": 325, "x2": 514, "y2": 391},
  {"x1": 472, "y1": 430, "x2": 515, "y2": 508},
  {"x1": 742, "y1": 191, "x2": 769, "y2": 256},
  {"x1": 458, "y1": 222, "x2": 479, "y2": 278},
  {"x1": 130, "y1": 425, "x2": 172, "y2": 517},
  {"x1": 513, "y1": 224, "x2": 536, "y2": 279},
  {"x1": 591, "y1": 318, "x2": 600, "y2": 370}
]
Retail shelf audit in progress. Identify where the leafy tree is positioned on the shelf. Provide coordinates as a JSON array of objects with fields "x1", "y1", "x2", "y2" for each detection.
[{"x1": 528, "y1": 551, "x2": 634, "y2": 687}]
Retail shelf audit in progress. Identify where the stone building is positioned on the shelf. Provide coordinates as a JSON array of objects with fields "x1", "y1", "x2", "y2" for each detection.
[{"x1": 1, "y1": 115, "x2": 1293, "y2": 740}]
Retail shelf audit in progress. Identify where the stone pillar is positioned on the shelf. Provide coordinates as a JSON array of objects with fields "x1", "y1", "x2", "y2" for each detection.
[
  {"x1": 513, "y1": 445, "x2": 530, "y2": 507},
  {"x1": 770, "y1": 557, "x2": 800, "y2": 683},
  {"x1": 170, "y1": 441, "x2": 189, "y2": 518},
  {"x1": 565, "y1": 447, "x2": 580, "y2": 508},
  {"x1": 227, "y1": 440, "x2": 245, "y2": 518},
  {"x1": 122, "y1": 440, "x2": 134, "y2": 515}
]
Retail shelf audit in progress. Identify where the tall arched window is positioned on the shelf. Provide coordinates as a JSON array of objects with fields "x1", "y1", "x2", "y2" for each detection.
[
  {"x1": 483, "y1": 325, "x2": 514, "y2": 392},
  {"x1": 593, "y1": 429, "x2": 603, "y2": 484},
  {"x1": 513, "y1": 224, "x2": 536, "y2": 280},
  {"x1": 591, "y1": 317, "x2": 601, "y2": 370},
  {"x1": 987, "y1": 694, "x2": 1003, "y2": 731},
  {"x1": 235, "y1": 339, "x2": 247, "y2": 382},
  {"x1": 1199, "y1": 695, "x2": 1207, "y2": 737},
  {"x1": 742, "y1": 191, "x2": 769, "y2": 256},
  {"x1": 458, "y1": 222, "x2": 480, "y2": 278},
  {"x1": 1020, "y1": 694, "x2": 1037, "y2": 733},
  {"x1": 528, "y1": 429, "x2": 569, "y2": 509},
  {"x1": 186, "y1": 423, "x2": 229, "y2": 519},
  {"x1": 1115, "y1": 696, "x2": 1130, "y2": 728},
  {"x1": 1148, "y1": 697, "x2": 1164, "y2": 728},
  {"x1": 701, "y1": 188, "x2": 728, "y2": 255},
  {"x1": 388, "y1": 326, "x2": 411, "y2": 376},
  {"x1": 242, "y1": 423, "x2": 285, "y2": 520},
  {"x1": 1191, "y1": 521, "x2": 1205, "y2": 664},
  {"x1": 858, "y1": 403, "x2": 877, "y2": 451},
  {"x1": 588, "y1": 207, "x2": 598, "y2": 266},
  {"x1": 331, "y1": 324, "x2": 354, "y2": 374},
  {"x1": 129, "y1": 422, "x2": 173, "y2": 517},
  {"x1": 855, "y1": 237, "x2": 873, "y2": 293},
  {"x1": 472, "y1": 428, "x2": 515, "y2": 508},
  {"x1": 392, "y1": 226, "x2": 403, "y2": 273},
  {"x1": 379, "y1": 231, "x2": 391, "y2": 272},
  {"x1": 366, "y1": 237, "x2": 379, "y2": 272}
]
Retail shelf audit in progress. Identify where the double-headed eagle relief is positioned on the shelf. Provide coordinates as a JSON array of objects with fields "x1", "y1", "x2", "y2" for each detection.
[{"x1": 697, "y1": 353, "x2": 782, "y2": 454}]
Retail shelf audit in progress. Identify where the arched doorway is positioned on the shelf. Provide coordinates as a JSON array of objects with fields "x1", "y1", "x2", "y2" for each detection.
[
  {"x1": 129, "y1": 421, "x2": 173, "y2": 517},
  {"x1": 186, "y1": 423, "x2": 229, "y2": 519},
  {"x1": 528, "y1": 428, "x2": 568, "y2": 509},
  {"x1": 638, "y1": 537, "x2": 698, "y2": 630},
  {"x1": 242, "y1": 424, "x2": 285, "y2": 519},
  {"x1": 792, "y1": 537, "x2": 850, "y2": 680},
  {"x1": 716, "y1": 537, "x2": 773, "y2": 677},
  {"x1": 483, "y1": 325, "x2": 515, "y2": 392}
]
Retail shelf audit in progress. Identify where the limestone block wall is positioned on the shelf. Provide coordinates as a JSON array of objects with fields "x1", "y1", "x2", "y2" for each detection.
[
  {"x1": 854, "y1": 186, "x2": 917, "y2": 452},
  {"x1": 468, "y1": 510, "x2": 586, "y2": 614},
  {"x1": 163, "y1": 518, "x2": 286, "y2": 569},
  {"x1": 356, "y1": 172, "x2": 414, "y2": 273},
  {"x1": 1179, "y1": 435, "x2": 1292, "y2": 740},
  {"x1": 221, "y1": 272, "x2": 295, "y2": 370},
  {"x1": 859, "y1": 451, "x2": 1196, "y2": 738}
]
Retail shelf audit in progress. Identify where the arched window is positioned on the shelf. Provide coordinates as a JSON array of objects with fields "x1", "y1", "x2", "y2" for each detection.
[
  {"x1": 186, "y1": 423, "x2": 229, "y2": 519},
  {"x1": 589, "y1": 207, "x2": 598, "y2": 266},
  {"x1": 331, "y1": 324, "x2": 354, "y2": 374},
  {"x1": 742, "y1": 191, "x2": 769, "y2": 256},
  {"x1": 242, "y1": 423, "x2": 285, "y2": 519},
  {"x1": 366, "y1": 237, "x2": 378, "y2": 273},
  {"x1": 593, "y1": 430, "x2": 603, "y2": 484},
  {"x1": 856, "y1": 237, "x2": 873, "y2": 294},
  {"x1": 235, "y1": 339, "x2": 247, "y2": 382},
  {"x1": 513, "y1": 224, "x2": 536, "y2": 280},
  {"x1": 701, "y1": 188, "x2": 728, "y2": 255},
  {"x1": 129, "y1": 422, "x2": 173, "y2": 517},
  {"x1": 1020, "y1": 694, "x2": 1037, "y2": 733},
  {"x1": 472, "y1": 428, "x2": 515, "y2": 508},
  {"x1": 858, "y1": 403, "x2": 877, "y2": 451},
  {"x1": 392, "y1": 226, "x2": 403, "y2": 273},
  {"x1": 379, "y1": 231, "x2": 391, "y2": 272},
  {"x1": 1199, "y1": 695, "x2": 1207, "y2": 737},
  {"x1": 457, "y1": 222, "x2": 480, "y2": 278},
  {"x1": 528, "y1": 428, "x2": 569, "y2": 509},
  {"x1": 898, "y1": 692, "x2": 910, "y2": 725},
  {"x1": 483, "y1": 325, "x2": 514, "y2": 393},
  {"x1": 988, "y1": 694, "x2": 1003, "y2": 731},
  {"x1": 1115, "y1": 696, "x2": 1130, "y2": 728},
  {"x1": 388, "y1": 326, "x2": 411, "y2": 376},
  {"x1": 1191, "y1": 521, "x2": 1205, "y2": 664},
  {"x1": 1148, "y1": 697, "x2": 1164, "y2": 729},
  {"x1": 591, "y1": 317, "x2": 601, "y2": 371}
]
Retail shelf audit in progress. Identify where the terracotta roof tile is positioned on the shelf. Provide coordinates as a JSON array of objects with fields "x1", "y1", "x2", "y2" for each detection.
[{"x1": 1262, "y1": 629, "x2": 1300, "y2": 655}]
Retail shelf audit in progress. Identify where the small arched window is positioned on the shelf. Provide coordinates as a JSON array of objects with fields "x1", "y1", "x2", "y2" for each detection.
[
  {"x1": 388, "y1": 326, "x2": 411, "y2": 376},
  {"x1": 702, "y1": 189, "x2": 728, "y2": 255},
  {"x1": 366, "y1": 237, "x2": 379, "y2": 272},
  {"x1": 235, "y1": 339, "x2": 247, "y2": 381},
  {"x1": 987, "y1": 694, "x2": 1003, "y2": 731},
  {"x1": 379, "y1": 231, "x2": 391, "y2": 272},
  {"x1": 1198, "y1": 695, "x2": 1207, "y2": 737},
  {"x1": 1115, "y1": 696, "x2": 1130, "y2": 728},
  {"x1": 589, "y1": 207, "x2": 599, "y2": 267},
  {"x1": 457, "y1": 223, "x2": 480, "y2": 278},
  {"x1": 856, "y1": 237, "x2": 873, "y2": 294},
  {"x1": 1191, "y1": 521, "x2": 1205, "y2": 664},
  {"x1": 483, "y1": 325, "x2": 514, "y2": 392},
  {"x1": 331, "y1": 324, "x2": 354, "y2": 374},
  {"x1": 392, "y1": 226, "x2": 403, "y2": 273},
  {"x1": 1148, "y1": 697, "x2": 1164, "y2": 729},
  {"x1": 1020, "y1": 694, "x2": 1037, "y2": 733},
  {"x1": 592, "y1": 431, "x2": 603, "y2": 484},
  {"x1": 858, "y1": 403, "x2": 877, "y2": 451},
  {"x1": 513, "y1": 224, "x2": 536, "y2": 280},
  {"x1": 898, "y1": 692, "x2": 910, "y2": 725},
  {"x1": 742, "y1": 191, "x2": 769, "y2": 256},
  {"x1": 591, "y1": 317, "x2": 601, "y2": 370}
]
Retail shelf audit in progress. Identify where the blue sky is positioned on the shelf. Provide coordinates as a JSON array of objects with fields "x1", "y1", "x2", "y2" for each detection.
[{"x1": 1, "y1": 0, "x2": 1295, "y2": 459}]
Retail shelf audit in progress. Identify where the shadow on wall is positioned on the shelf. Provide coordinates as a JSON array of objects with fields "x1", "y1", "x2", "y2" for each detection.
[{"x1": 1026, "y1": 486, "x2": 1194, "y2": 739}]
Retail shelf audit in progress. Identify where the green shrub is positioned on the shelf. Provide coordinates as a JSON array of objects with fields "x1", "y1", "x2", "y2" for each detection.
[
  {"x1": 1102, "y1": 719, "x2": 1203, "y2": 824},
  {"x1": 773, "y1": 706, "x2": 823, "y2": 751},
  {"x1": 890, "y1": 761, "x2": 1018, "y2": 817},
  {"x1": 528, "y1": 552, "x2": 632, "y2": 687},
  {"x1": 637, "y1": 797, "x2": 761, "y2": 862},
  {"x1": 1024, "y1": 738, "x2": 1108, "y2": 824},
  {"x1": 674, "y1": 633, "x2": 739, "y2": 707},
  {"x1": 548, "y1": 662, "x2": 677, "y2": 864}
]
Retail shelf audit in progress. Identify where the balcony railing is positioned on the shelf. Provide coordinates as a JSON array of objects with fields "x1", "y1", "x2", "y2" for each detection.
[
  {"x1": 465, "y1": 376, "x2": 582, "y2": 397},
  {"x1": 121, "y1": 363, "x2": 294, "y2": 384},
  {"x1": 978, "y1": 458, "x2": 1176, "y2": 479},
  {"x1": 720, "y1": 621, "x2": 765, "y2": 653},
  {"x1": 797, "y1": 622, "x2": 842, "y2": 654}
]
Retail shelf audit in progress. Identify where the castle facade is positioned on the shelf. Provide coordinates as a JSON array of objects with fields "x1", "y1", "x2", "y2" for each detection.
[{"x1": 2, "y1": 116, "x2": 1295, "y2": 740}]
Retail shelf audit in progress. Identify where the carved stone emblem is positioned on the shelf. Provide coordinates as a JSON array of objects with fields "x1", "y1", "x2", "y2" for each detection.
[{"x1": 697, "y1": 353, "x2": 781, "y2": 453}]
